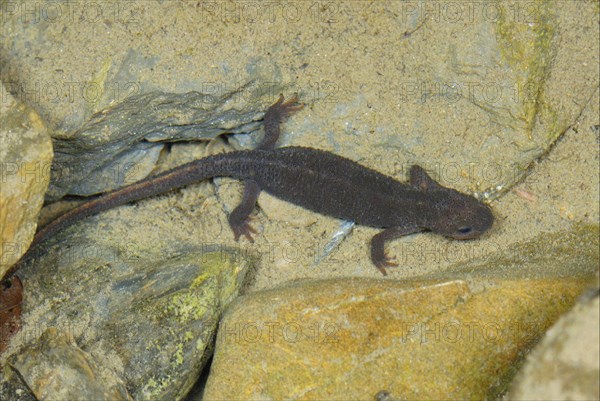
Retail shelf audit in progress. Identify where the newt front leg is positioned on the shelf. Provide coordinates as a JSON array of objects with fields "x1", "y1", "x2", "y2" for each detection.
[
  {"x1": 228, "y1": 95, "x2": 304, "y2": 242},
  {"x1": 370, "y1": 226, "x2": 424, "y2": 275}
]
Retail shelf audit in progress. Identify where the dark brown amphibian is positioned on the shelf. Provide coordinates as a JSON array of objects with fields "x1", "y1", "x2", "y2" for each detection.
[{"x1": 3, "y1": 95, "x2": 493, "y2": 280}]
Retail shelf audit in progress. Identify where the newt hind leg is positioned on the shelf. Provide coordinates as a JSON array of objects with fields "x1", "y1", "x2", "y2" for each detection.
[{"x1": 228, "y1": 180, "x2": 261, "y2": 242}]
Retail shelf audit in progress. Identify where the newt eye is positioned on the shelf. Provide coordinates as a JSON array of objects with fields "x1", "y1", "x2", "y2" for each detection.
[{"x1": 457, "y1": 227, "x2": 472, "y2": 234}]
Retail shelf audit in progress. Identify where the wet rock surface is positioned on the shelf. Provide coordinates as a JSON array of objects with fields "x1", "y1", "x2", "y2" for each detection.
[
  {"x1": 47, "y1": 88, "x2": 273, "y2": 200},
  {"x1": 4, "y1": 240, "x2": 252, "y2": 400},
  {"x1": 204, "y1": 277, "x2": 591, "y2": 400},
  {"x1": 0, "y1": 81, "x2": 52, "y2": 277},
  {"x1": 509, "y1": 289, "x2": 600, "y2": 400},
  {"x1": 10, "y1": 328, "x2": 133, "y2": 401}
]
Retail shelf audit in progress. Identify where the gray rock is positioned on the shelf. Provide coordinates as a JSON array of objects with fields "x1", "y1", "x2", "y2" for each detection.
[
  {"x1": 48, "y1": 87, "x2": 271, "y2": 200},
  {"x1": 6, "y1": 237, "x2": 252, "y2": 400},
  {"x1": 9, "y1": 328, "x2": 133, "y2": 401},
  {"x1": 509, "y1": 290, "x2": 600, "y2": 400},
  {"x1": 0, "y1": 370, "x2": 36, "y2": 401}
]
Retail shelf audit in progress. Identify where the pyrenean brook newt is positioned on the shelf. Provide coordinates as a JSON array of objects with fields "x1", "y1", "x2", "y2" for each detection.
[{"x1": 4, "y1": 95, "x2": 494, "y2": 280}]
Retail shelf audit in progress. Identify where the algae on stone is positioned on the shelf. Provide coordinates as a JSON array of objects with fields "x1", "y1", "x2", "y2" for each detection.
[
  {"x1": 496, "y1": 0, "x2": 556, "y2": 139},
  {"x1": 6, "y1": 245, "x2": 251, "y2": 401}
]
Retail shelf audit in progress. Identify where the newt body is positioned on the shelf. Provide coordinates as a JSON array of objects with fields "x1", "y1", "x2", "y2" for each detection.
[{"x1": 4, "y1": 95, "x2": 493, "y2": 278}]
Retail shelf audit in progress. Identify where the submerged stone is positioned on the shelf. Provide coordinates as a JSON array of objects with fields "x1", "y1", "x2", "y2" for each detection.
[
  {"x1": 10, "y1": 328, "x2": 132, "y2": 401},
  {"x1": 5, "y1": 243, "x2": 252, "y2": 401}
]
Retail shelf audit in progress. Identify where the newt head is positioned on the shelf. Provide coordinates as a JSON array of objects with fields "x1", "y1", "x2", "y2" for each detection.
[
  {"x1": 428, "y1": 188, "x2": 494, "y2": 240},
  {"x1": 409, "y1": 165, "x2": 493, "y2": 240}
]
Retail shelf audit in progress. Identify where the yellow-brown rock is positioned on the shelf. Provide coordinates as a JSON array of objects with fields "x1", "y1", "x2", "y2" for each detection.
[
  {"x1": 0, "y1": 82, "x2": 52, "y2": 278},
  {"x1": 204, "y1": 277, "x2": 589, "y2": 400}
]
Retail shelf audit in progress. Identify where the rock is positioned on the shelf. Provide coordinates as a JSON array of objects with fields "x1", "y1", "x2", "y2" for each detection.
[
  {"x1": 46, "y1": 88, "x2": 273, "y2": 200},
  {"x1": 9, "y1": 328, "x2": 132, "y2": 401},
  {"x1": 0, "y1": 276, "x2": 23, "y2": 354},
  {"x1": 5, "y1": 238, "x2": 252, "y2": 401},
  {"x1": 0, "y1": 369, "x2": 36, "y2": 401},
  {"x1": 441, "y1": 224, "x2": 599, "y2": 282},
  {"x1": 203, "y1": 276, "x2": 589, "y2": 400},
  {"x1": 509, "y1": 289, "x2": 600, "y2": 400},
  {"x1": 0, "y1": 81, "x2": 52, "y2": 278}
]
